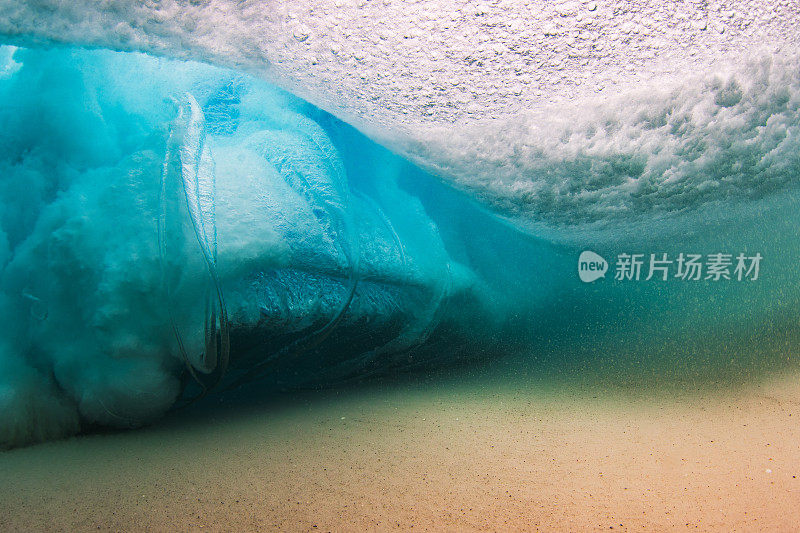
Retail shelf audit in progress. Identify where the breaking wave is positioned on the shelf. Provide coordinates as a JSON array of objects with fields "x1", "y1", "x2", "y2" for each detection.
[
  {"x1": 0, "y1": 47, "x2": 568, "y2": 448},
  {"x1": 1, "y1": 1, "x2": 800, "y2": 448}
]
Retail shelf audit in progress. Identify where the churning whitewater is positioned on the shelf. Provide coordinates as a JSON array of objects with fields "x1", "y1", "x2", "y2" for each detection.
[
  {"x1": 1, "y1": 0, "x2": 800, "y2": 449},
  {"x1": 0, "y1": 47, "x2": 556, "y2": 448}
]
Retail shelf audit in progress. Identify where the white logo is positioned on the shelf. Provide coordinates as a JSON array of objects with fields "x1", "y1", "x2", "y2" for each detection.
[
  {"x1": 578, "y1": 251, "x2": 608, "y2": 283},
  {"x1": 578, "y1": 251, "x2": 762, "y2": 283}
]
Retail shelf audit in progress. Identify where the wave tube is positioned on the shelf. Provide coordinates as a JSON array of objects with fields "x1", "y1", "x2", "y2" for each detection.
[{"x1": 0, "y1": 46, "x2": 566, "y2": 448}]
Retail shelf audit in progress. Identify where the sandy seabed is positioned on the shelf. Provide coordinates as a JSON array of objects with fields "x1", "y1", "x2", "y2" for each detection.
[{"x1": 1, "y1": 370, "x2": 799, "y2": 532}]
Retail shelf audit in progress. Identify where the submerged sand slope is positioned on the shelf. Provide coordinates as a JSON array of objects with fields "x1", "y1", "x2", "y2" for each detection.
[{"x1": 1, "y1": 373, "x2": 799, "y2": 531}]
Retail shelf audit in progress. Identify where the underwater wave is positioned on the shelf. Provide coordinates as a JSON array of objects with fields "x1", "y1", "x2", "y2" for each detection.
[
  {"x1": 1, "y1": 2, "x2": 800, "y2": 449},
  {"x1": 0, "y1": 47, "x2": 570, "y2": 448},
  {"x1": 2, "y1": 0, "x2": 800, "y2": 238}
]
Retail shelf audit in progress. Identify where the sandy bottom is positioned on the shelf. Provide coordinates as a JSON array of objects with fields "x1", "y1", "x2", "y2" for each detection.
[{"x1": 1, "y1": 371, "x2": 800, "y2": 532}]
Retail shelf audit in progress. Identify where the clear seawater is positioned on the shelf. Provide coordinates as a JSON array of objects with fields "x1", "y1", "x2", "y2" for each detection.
[
  {"x1": 1, "y1": 42, "x2": 799, "y2": 442},
  {"x1": 1, "y1": 43, "x2": 800, "y2": 531}
]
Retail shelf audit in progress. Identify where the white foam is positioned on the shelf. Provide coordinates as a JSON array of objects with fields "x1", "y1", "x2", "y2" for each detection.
[{"x1": 1, "y1": 1, "x2": 798, "y2": 235}]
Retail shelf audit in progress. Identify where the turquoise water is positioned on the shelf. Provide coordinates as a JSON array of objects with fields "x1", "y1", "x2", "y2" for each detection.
[{"x1": 1, "y1": 45, "x2": 799, "y2": 450}]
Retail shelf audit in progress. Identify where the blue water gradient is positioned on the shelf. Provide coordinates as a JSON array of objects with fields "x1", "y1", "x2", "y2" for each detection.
[{"x1": 1, "y1": 45, "x2": 799, "y2": 449}]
